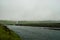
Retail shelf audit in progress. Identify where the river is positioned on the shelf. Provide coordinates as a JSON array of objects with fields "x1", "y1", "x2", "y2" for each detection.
[{"x1": 7, "y1": 25, "x2": 60, "y2": 40}]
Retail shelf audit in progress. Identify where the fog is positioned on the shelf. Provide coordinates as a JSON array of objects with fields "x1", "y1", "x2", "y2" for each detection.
[{"x1": 0, "y1": 0, "x2": 60, "y2": 21}]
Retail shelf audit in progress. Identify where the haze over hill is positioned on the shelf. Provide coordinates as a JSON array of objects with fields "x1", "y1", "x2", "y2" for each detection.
[{"x1": 0, "y1": 0, "x2": 60, "y2": 21}]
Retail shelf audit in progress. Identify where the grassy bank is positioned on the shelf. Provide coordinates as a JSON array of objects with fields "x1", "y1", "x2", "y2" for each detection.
[
  {"x1": 18, "y1": 23, "x2": 60, "y2": 27},
  {"x1": 17, "y1": 21, "x2": 60, "y2": 27},
  {"x1": 0, "y1": 24, "x2": 22, "y2": 40},
  {"x1": 0, "y1": 20, "x2": 60, "y2": 27}
]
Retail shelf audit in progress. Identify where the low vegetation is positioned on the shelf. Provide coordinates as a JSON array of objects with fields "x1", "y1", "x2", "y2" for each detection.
[
  {"x1": 0, "y1": 24, "x2": 22, "y2": 40},
  {"x1": 19, "y1": 23, "x2": 60, "y2": 27},
  {"x1": 0, "y1": 20, "x2": 60, "y2": 27},
  {"x1": 17, "y1": 21, "x2": 60, "y2": 27}
]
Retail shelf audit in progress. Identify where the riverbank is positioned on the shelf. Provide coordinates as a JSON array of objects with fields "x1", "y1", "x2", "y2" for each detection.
[
  {"x1": 0, "y1": 20, "x2": 60, "y2": 27},
  {"x1": 0, "y1": 24, "x2": 22, "y2": 40},
  {"x1": 16, "y1": 23, "x2": 60, "y2": 27}
]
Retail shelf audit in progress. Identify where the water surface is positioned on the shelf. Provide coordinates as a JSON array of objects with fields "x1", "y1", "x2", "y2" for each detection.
[{"x1": 7, "y1": 25, "x2": 60, "y2": 40}]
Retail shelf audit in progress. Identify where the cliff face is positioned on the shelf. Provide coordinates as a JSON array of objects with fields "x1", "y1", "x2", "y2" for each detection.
[{"x1": 0, "y1": 24, "x2": 22, "y2": 40}]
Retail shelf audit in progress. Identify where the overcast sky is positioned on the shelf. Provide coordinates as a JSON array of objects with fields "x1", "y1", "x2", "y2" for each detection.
[{"x1": 0, "y1": 0, "x2": 60, "y2": 21}]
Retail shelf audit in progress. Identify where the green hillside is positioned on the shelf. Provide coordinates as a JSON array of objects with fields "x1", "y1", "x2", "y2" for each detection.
[
  {"x1": 0, "y1": 20, "x2": 60, "y2": 27},
  {"x1": 0, "y1": 20, "x2": 16, "y2": 25}
]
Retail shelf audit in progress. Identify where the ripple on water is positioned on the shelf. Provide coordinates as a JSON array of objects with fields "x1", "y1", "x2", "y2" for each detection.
[{"x1": 7, "y1": 25, "x2": 60, "y2": 40}]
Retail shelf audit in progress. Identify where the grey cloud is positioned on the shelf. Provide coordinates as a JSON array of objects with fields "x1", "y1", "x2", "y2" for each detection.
[{"x1": 0, "y1": 0, "x2": 60, "y2": 21}]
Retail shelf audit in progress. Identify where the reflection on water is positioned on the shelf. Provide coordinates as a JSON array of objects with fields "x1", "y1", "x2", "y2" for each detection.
[{"x1": 7, "y1": 25, "x2": 60, "y2": 40}]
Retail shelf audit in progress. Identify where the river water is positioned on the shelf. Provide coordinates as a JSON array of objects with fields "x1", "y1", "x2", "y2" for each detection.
[{"x1": 7, "y1": 25, "x2": 60, "y2": 40}]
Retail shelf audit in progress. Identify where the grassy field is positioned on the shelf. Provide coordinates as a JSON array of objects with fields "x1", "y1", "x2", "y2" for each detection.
[
  {"x1": 0, "y1": 24, "x2": 22, "y2": 40},
  {"x1": 0, "y1": 20, "x2": 60, "y2": 27},
  {"x1": 0, "y1": 20, "x2": 16, "y2": 25},
  {"x1": 18, "y1": 21, "x2": 60, "y2": 27}
]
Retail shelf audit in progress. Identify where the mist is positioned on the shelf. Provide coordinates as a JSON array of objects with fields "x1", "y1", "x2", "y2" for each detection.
[{"x1": 0, "y1": 0, "x2": 60, "y2": 21}]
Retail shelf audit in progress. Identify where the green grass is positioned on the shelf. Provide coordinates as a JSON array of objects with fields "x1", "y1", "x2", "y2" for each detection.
[
  {"x1": 0, "y1": 24, "x2": 22, "y2": 40},
  {"x1": 0, "y1": 20, "x2": 60, "y2": 27},
  {"x1": 17, "y1": 21, "x2": 60, "y2": 27},
  {"x1": 0, "y1": 20, "x2": 16, "y2": 25}
]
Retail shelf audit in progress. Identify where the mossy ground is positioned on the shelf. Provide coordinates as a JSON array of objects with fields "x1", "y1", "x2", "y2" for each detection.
[{"x1": 0, "y1": 24, "x2": 22, "y2": 40}]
